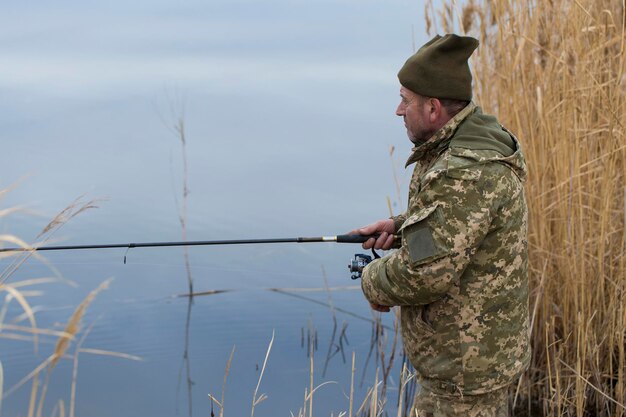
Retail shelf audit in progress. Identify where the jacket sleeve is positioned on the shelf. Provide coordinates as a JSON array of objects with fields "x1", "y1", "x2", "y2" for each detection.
[
  {"x1": 390, "y1": 213, "x2": 407, "y2": 249},
  {"x1": 361, "y1": 166, "x2": 508, "y2": 306},
  {"x1": 390, "y1": 213, "x2": 407, "y2": 233}
]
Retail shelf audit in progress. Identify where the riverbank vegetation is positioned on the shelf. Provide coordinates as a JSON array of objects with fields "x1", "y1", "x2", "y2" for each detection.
[{"x1": 427, "y1": 0, "x2": 625, "y2": 415}]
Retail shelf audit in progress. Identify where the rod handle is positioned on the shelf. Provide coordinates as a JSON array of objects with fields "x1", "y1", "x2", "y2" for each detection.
[{"x1": 336, "y1": 234, "x2": 381, "y2": 243}]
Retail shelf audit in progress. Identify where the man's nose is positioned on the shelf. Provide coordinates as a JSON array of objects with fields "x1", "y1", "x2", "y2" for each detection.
[{"x1": 396, "y1": 104, "x2": 404, "y2": 116}]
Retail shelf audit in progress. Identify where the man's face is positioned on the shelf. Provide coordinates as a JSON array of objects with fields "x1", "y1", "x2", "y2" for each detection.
[{"x1": 396, "y1": 86, "x2": 434, "y2": 144}]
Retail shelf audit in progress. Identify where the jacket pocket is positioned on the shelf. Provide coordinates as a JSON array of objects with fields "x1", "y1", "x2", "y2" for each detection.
[
  {"x1": 402, "y1": 305, "x2": 435, "y2": 338},
  {"x1": 415, "y1": 308, "x2": 436, "y2": 336}
]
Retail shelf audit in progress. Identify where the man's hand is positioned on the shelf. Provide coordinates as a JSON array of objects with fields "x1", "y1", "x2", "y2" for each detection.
[
  {"x1": 370, "y1": 302, "x2": 391, "y2": 313},
  {"x1": 349, "y1": 219, "x2": 396, "y2": 250}
]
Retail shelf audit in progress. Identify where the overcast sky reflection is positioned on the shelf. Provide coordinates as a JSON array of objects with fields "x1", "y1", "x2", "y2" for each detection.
[{"x1": 1, "y1": 0, "x2": 434, "y2": 246}]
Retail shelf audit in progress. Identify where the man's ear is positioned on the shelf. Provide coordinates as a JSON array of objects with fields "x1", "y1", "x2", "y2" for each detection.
[{"x1": 428, "y1": 98, "x2": 443, "y2": 123}]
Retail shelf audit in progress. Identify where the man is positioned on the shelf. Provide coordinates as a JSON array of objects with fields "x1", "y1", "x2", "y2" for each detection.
[{"x1": 352, "y1": 34, "x2": 530, "y2": 416}]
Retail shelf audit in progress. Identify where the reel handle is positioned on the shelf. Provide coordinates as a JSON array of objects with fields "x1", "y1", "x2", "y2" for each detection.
[{"x1": 336, "y1": 234, "x2": 381, "y2": 243}]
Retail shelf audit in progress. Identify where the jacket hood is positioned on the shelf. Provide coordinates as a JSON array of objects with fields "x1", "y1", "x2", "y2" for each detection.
[{"x1": 449, "y1": 107, "x2": 527, "y2": 182}]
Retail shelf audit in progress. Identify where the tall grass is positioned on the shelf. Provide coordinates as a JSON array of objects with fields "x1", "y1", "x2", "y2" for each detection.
[
  {"x1": 207, "y1": 328, "x2": 409, "y2": 417},
  {"x1": 427, "y1": 1, "x2": 626, "y2": 415},
  {"x1": 0, "y1": 195, "x2": 141, "y2": 416}
]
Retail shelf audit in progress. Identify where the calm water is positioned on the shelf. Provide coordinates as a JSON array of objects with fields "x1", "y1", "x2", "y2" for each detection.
[
  {"x1": 0, "y1": 1, "x2": 428, "y2": 414},
  {"x1": 1, "y1": 244, "x2": 406, "y2": 416}
]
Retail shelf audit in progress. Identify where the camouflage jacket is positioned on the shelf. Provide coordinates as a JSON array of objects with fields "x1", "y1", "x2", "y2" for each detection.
[{"x1": 361, "y1": 103, "x2": 530, "y2": 395}]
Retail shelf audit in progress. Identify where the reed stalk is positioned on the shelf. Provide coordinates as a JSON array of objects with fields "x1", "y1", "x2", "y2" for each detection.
[
  {"x1": 219, "y1": 347, "x2": 235, "y2": 417},
  {"x1": 427, "y1": 1, "x2": 626, "y2": 415},
  {"x1": 1, "y1": 193, "x2": 140, "y2": 416},
  {"x1": 0, "y1": 359, "x2": 3, "y2": 413},
  {"x1": 349, "y1": 352, "x2": 355, "y2": 417},
  {"x1": 250, "y1": 330, "x2": 274, "y2": 417},
  {"x1": 173, "y1": 115, "x2": 194, "y2": 297}
]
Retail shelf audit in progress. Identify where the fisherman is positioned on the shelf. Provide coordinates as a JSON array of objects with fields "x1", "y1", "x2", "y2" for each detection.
[{"x1": 351, "y1": 34, "x2": 530, "y2": 416}]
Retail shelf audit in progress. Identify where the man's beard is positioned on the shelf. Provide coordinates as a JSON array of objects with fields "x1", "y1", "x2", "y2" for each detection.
[
  {"x1": 408, "y1": 130, "x2": 432, "y2": 146},
  {"x1": 409, "y1": 136, "x2": 428, "y2": 146}
]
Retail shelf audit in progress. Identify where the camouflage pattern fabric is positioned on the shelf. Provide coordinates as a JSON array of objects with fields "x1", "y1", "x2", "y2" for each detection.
[
  {"x1": 411, "y1": 384, "x2": 510, "y2": 417},
  {"x1": 361, "y1": 103, "x2": 530, "y2": 396}
]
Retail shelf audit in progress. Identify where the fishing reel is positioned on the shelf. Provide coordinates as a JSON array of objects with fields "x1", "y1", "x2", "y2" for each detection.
[
  {"x1": 349, "y1": 254, "x2": 371, "y2": 279},
  {"x1": 348, "y1": 249, "x2": 380, "y2": 279}
]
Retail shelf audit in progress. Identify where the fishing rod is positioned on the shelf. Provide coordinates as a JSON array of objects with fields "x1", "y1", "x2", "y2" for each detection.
[
  {"x1": 0, "y1": 234, "x2": 383, "y2": 278},
  {"x1": 0, "y1": 234, "x2": 379, "y2": 253}
]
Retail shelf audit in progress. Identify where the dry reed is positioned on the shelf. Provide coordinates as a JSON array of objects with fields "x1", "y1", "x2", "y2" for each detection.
[
  {"x1": 50, "y1": 279, "x2": 112, "y2": 370},
  {"x1": 0, "y1": 194, "x2": 143, "y2": 415},
  {"x1": 1, "y1": 194, "x2": 98, "y2": 288},
  {"x1": 159, "y1": 93, "x2": 194, "y2": 296},
  {"x1": 174, "y1": 114, "x2": 194, "y2": 297},
  {"x1": 0, "y1": 359, "x2": 3, "y2": 413},
  {"x1": 220, "y1": 347, "x2": 236, "y2": 417},
  {"x1": 427, "y1": 1, "x2": 626, "y2": 415},
  {"x1": 206, "y1": 324, "x2": 407, "y2": 417},
  {"x1": 34, "y1": 278, "x2": 112, "y2": 417},
  {"x1": 250, "y1": 330, "x2": 274, "y2": 417}
]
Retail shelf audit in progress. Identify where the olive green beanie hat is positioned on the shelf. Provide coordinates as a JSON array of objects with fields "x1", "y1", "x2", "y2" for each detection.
[{"x1": 398, "y1": 34, "x2": 479, "y2": 101}]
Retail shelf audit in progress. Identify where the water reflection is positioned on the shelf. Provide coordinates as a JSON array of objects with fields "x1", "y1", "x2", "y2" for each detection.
[
  {"x1": 1, "y1": 249, "x2": 418, "y2": 416},
  {"x1": 175, "y1": 296, "x2": 193, "y2": 417},
  {"x1": 172, "y1": 108, "x2": 194, "y2": 417}
]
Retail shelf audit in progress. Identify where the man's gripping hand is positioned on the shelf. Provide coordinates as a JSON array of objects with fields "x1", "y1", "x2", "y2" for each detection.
[{"x1": 348, "y1": 219, "x2": 396, "y2": 251}]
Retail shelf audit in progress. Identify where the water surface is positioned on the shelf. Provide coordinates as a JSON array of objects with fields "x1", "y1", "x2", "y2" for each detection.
[{"x1": 0, "y1": 1, "x2": 427, "y2": 414}]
